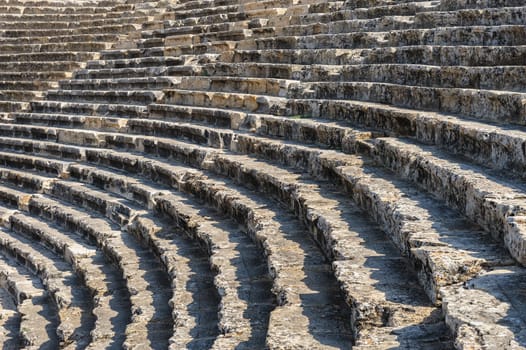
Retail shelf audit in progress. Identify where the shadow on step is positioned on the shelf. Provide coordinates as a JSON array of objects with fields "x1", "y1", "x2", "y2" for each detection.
[
  {"x1": 0, "y1": 289, "x2": 19, "y2": 350},
  {"x1": 172, "y1": 229, "x2": 220, "y2": 349},
  {"x1": 443, "y1": 268, "x2": 526, "y2": 348},
  {"x1": 38, "y1": 297, "x2": 60, "y2": 350},
  {"x1": 226, "y1": 221, "x2": 275, "y2": 349},
  {"x1": 279, "y1": 213, "x2": 353, "y2": 349},
  {"x1": 107, "y1": 268, "x2": 131, "y2": 350},
  {"x1": 121, "y1": 233, "x2": 174, "y2": 350}
]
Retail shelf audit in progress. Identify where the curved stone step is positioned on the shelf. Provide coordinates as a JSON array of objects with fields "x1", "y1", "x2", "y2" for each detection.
[
  {"x1": 297, "y1": 81, "x2": 526, "y2": 126},
  {"x1": 441, "y1": 266, "x2": 526, "y2": 349},
  {"x1": 72, "y1": 151, "x2": 355, "y2": 348},
  {"x1": 0, "y1": 16, "x2": 152, "y2": 30},
  {"x1": 20, "y1": 126, "x2": 520, "y2": 336},
  {"x1": 0, "y1": 23, "x2": 138, "y2": 37},
  {"x1": 128, "y1": 215, "x2": 221, "y2": 350},
  {"x1": 0, "y1": 33, "x2": 121, "y2": 45},
  {"x1": 66, "y1": 163, "x2": 274, "y2": 348},
  {"x1": 85, "y1": 56, "x2": 184, "y2": 70},
  {"x1": 45, "y1": 89, "x2": 163, "y2": 106},
  {"x1": 30, "y1": 100, "x2": 147, "y2": 118},
  {"x1": 58, "y1": 77, "x2": 179, "y2": 91},
  {"x1": 254, "y1": 25, "x2": 526, "y2": 50},
  {"x1": 0, "y1": 60, "x2": 83, "y2": 72},
  {"x1": 0, "y1": 51, "x2": 96, "y2": 63},
  {"x1": 0, "y1": 225, "x2": 93, "y2": 347},
  {"x1": 29, "y1": 185, "x2": 174, "y2": 349},
  {"x1": 74, "y1": 65, "x2": 200, "y2": 80},
  {"x1": 162, "y1": 88, "x2": 288, "y2": 114},
  {"x1": 0, "y1": 287, "x2": 19, "y2": 349},
  {"x1": 369, "y1": 137, "x2": 526, "y2": 265},
  {"x1": 0, "y1": 252, "x2": 59, "y2": 349},
  {"x1": 0, "y1": 133, "x2": 355, "y2": 348},
  {"x1": 8, "y1": 210, "x2": 131, "y2": 349},
  {"x1": 229, "y1": 45, "x2": 526, "y2": 66},
  {"x1": 84, "y1": 131, "x2": 524, "y2": 348},
  {"x1": 294, "y1": 63, "x2": 526, "y2": 92}
]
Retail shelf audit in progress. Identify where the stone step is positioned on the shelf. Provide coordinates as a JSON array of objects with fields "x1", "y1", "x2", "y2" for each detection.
[
  {"x1": 169, "y1": 3, "x2": 239, "y2": 19},
  {"x1": 329, "y1": 1, "x2": 438, "y2": 18},
  {"x1": 163, "y1": 28, "x2": 255, "y2": 47},
  {"x1": 0, "y1": 136, "x2": 355, "y2": 348},
  {"x1": 0, "y1": 90, "x2": 43, "y2": 101},
  {"x1": 169, "y1": 0, "x2": 239, "y2": 11},
  {"x1": 297, "y1": 2, "x2": 524, "y2": 28},
  {"x1": 4, "y1": 155, "x2": 218, "y2": 348},
  {"x1": 440, "y1": 266, "x2": 526, "y2": 348},
  {"x1": 229, "y1": 45, "x2": 526, "y2": 66},
  {"x1": 0, "y1": 166, "x2": 55, "y2": 193},
  {"x1": 346, "y1": 0, "x2": 436, "y2": 9},
  {"x1": 58, "y1": 76, "x2": 179, "y2": 91},
  {"x1": 0, "y1": 71, "x2": 69, "y2": 81},
  {"x1": 281, "y1": 96, "x2": 526, "y2": 172},
  {"x1": 203, "y1": 62, "x2": 303, "y2": 79},
  {"x1": 0, "y1": 133, "x2": 108, "y2": 165},
  {"x1": 85, "y1": 56, "x2": 183, "y2": 70},
  {"x1": 0, "y1": 135, "x2": 454, "y2": 344},
  {"x1": 0, "y1": 23, "x2": 139, "y2": 38},
  {"x1": 0, "y1": 252, "x2": 59, "y2": 349},
  {"x1": 439, "y1": 0, "x2": 526, "y2": 10},
  {"x1": 0, "y1": 223, "x2": 93, "y2": 347},
  {"x1": 17, "y1": 125, "x2": 520, "y2": 308},
  {"x1": 0, "y1": 61, "x2": 83, "y2": 73},
  {"x1": 297, "y1": 81, "x2": 526, "y2": 125},
  {"x1": 30, "y1": 100, "x2": 147, "y2": 118},
  {"x1": 0, "y1": 33, "x2": 121, "y2": 45},
  {"x1": 45, "y1": 89, "x2": 164, "y2": 105},
  {"x1": 0, "y1": 0, "x2": 130, "y2": 7},
  {"x1": 0, "y1": 80, "x2": 58, "y2": 91},
  {"x1": 166, "y1": 2, "x2": 287, "y2": 21},
  {"x1": 164, "y1": 40, "x2": 237, "y2": 56},
  {"x1": 27, "y1": 192, "x2": 174, "y2": 349},
  {"x1": 368, "y1": 137, "x2": 526, "y2": 266},
  {"x1": 129, "y1": 215, "x2": 220, "y2": 350},
  {"x1": 176, "y1": 75, "x2": 298, "y2": 97},
  {"x1": 0, "y1": 287, "x2": 18, "y2": 349},
  {"x1": 254, "y1": 25, "x2": 526, "y2": 50},
  {"x1": 0, "y1": 16, "x2": 152, "y2": 30},
  {"x1": 282, "y1": 16, "x2": 416, "y2": 36},
  {"x1": 68, "y1": 164, "x2": 274, "y2": 348},
  {"x1": 294, "y1": 63, "x2": 526, "y2": 92},
  {"x1": 142, "y1": 19, "x2": 250, "y2": 39},
  {"x1": 0, "y1": 51, "x2": 96, "y2": 63},
  {"x1": 124, "y1": 164, "x2": 353, "y2": 349},
  {"x1": 415, "y1": 6, "x2": 526, "y2": 28},
  {"x1": 0, "y1": 9, "x2": 162, "y2": 22},
  {"x1": 0, "y1": 149, "x2": 70, "y2": 176},
  {"x1": 162, "y1": 88, "x2": 288, "y2": 114},
  {"x1": 75, "y1": 145, "x2": 456, "y2": 348},
  {"x1": 74, "y1": 65, "x2": 201, "y2": 80},
  {"x1": 0, "y1": 5, "x2": 134, "y2": 15},
  {"x1": 138, "y1": 139, "x2": 515, "y2": 300},
  {"x1": 148, "y1": 104, "x2": 245, "y2": 128},
  {"x1": 0, "y1": 41, "x2": 111, "y2": 54},
  {"x1": 95, "y1": 133, "x2": 524, "y2": 348},
  {"x1": 8, "y1": 210, "x2": 130, "y2": 348},
  {"x1": 163, "y1": 11, "x2": 248, "y2": 28},
  {"x1": 98, "y1": 47, "x2": 165, "y2": 60}
]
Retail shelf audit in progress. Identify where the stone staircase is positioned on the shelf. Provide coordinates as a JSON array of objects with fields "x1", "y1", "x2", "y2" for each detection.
[{"x1": 0, "y1": 0, "x2": 525, "y2": 349}]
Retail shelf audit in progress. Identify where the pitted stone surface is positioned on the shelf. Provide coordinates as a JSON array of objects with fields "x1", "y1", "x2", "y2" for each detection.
[{"x1": 0, "y1": 0, "x2": 524, "y2": 349}]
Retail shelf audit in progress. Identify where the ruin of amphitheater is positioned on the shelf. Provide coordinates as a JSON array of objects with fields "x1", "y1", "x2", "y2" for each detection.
[{"x1": 0, "y1": 0, "x2": 524, "y2": 348}]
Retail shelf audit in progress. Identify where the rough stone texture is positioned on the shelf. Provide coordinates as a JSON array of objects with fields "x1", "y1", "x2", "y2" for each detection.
[{"x1": 0, "y1": 0, "x2": 523, "y2": 349}]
